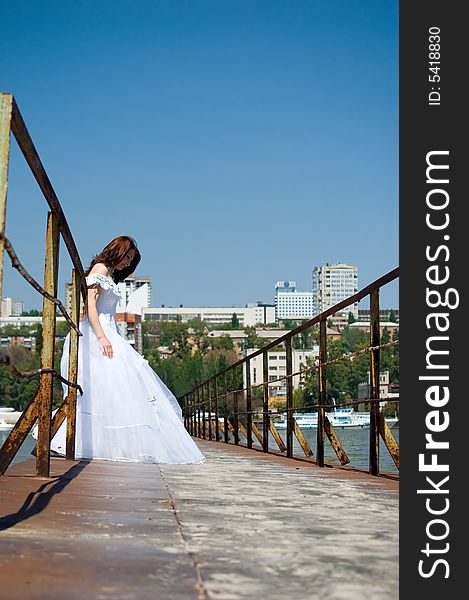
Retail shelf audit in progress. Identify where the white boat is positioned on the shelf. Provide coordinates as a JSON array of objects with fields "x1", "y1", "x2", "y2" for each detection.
[
  {"x1": 274, "y1": 408, "x2": 398, "y2": 429},
  {"x1": 0, "y1": 418, "x2": 14, "y2": 431}
]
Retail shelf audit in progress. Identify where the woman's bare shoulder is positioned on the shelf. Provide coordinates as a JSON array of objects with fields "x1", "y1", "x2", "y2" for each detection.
[{"x1": 88, "y1": 263, "x2": 111, "y2": 277}]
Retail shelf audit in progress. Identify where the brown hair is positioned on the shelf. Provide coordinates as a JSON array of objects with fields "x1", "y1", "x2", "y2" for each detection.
[{"x1": 85, "y1": 236, "x2": 141, "y2": 283}]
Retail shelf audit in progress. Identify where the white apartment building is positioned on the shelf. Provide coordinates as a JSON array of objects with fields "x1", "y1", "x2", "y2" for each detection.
[
  {"x1": 275, "y1": 291, "x2": 316, "y2": 320},
  {"x1": 274, "y1": 280, "x2": 315, "y2": 320},
  {"x1": 0, "y1": 316, "x2": 45, "y2": 328},
  {"x1": 143, "y1": 303, "x2": 275, "y2": 327},
  {"x1": 244, "y1": 347, "x2": 319, "y2": 395},
  {"x1": 1, "y1": 297, "x2": 24, "y2": 317},
  {"x1": 116, "y1": 275, "x2": 152, "y2": 314},
  {"x1": 312, "y1": 263, "x2": 358, "y2": 318}
]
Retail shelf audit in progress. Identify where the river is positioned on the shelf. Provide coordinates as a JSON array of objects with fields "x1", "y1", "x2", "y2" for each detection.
[{"x1": 2, "y1": 426, "x2": 399, "y2": 474}]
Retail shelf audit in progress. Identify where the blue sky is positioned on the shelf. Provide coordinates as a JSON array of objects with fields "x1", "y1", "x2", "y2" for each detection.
[{"x1": 1, "y1": 0, "x2": 398, "y2": 311}]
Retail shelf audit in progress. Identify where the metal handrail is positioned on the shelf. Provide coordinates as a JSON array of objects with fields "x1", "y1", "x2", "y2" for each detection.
[
  {"x1": 0, "y1": 93, "x2": 86, "y2": 477},
  {"x1": 181, "y1": 268, "x2": 399, "y2": 476}
]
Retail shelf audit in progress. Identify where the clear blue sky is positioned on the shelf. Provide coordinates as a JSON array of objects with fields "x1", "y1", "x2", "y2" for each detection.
[{"x1": 1, "y1": 0, "x2": 398, "y2": 312}]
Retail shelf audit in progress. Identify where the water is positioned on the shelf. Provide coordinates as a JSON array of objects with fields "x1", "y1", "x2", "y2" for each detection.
[
  {"x1": 0, "y1": 431, "x2": 35, "y2": 466},
  {"x1": 233, "y1": 424, "x2": 399, "y2": 473},
  {"x1": 2, "y1": 427, "x2": 400, "y2": 474}
]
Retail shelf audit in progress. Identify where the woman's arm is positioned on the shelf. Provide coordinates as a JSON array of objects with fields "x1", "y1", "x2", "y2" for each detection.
[{"x1": 87, "y1": 265, "x2": 113, "y2": 358}]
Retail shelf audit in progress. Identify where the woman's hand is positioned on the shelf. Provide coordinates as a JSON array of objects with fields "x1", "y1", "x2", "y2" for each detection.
[{"x1": 98, "y1": 335, "x2": 113, "y2": 358}]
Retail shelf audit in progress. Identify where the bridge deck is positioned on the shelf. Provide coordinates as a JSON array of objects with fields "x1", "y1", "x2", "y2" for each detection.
[{"x1": 0, "y1": 440, "x2": 398, "y2": 600}]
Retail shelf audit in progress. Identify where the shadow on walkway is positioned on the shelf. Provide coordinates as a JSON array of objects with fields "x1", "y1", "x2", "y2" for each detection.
[{"x1": 0, "y1": 459, "x2": 90, "y2": 532}]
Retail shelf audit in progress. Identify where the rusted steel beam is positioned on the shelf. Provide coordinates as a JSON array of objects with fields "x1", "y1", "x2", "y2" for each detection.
[
  {"x1": 238, "y1": 419, "x2": 249, "y2": 441},
  {"x1": 269, "y1": 420, "x2": 286, "y2": 453},
  {"x1": 10, "y1": 98, "x2": 86, "y2": 302},
  {"x1": 251, "y1": 421, "x2": 264, "y2": 446},
  {"x1": 379, "y1": 413, "x2": 400, "y2": 470},
  {"x1": 0, "y1": 393, "x2": 38, "y2": 475},
  {"x1": 66, "y1": 267, "x2": 81, "y2": 460},
  {"x1": 285, "y1": 338, "x2": 293, "y2": 458},
  {"x1": 0, "y1": 93, "x2": 13, "y2": 303},
  {"x1": 317, "y1": 320, "x2": 327, "y2": 467},
  {"x1": 369, "y1": 289, "x2": 380, "y2": 476},
  {"x1": 31, "y1": 397, "x2": 69, "y2": 457},
  {"x1": 245, "y1": 359, "x2": 253, "y2": 449},
  {"x1": 36, "y1": 212, "x2": 60, "y2": 478},
  {"x1": 324, "y1": 417, "x2": 350, "y2": 465},
  {"x1": 293, "y1": 418, "x2": 314, "y2": 458},
  {"x1": 262, "y1": 351, "x2": 269, "y2": 453},
  {"x1": 1, "y1": 235, "x2": 81, "y2": 334}
]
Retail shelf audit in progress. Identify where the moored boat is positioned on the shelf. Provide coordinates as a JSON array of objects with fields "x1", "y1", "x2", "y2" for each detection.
[{"x1": 274, "y1": 407, "x2": 398, "y2": 429}]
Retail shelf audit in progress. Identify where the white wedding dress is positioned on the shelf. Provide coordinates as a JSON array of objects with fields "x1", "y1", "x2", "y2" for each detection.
[{"x1": 34, "y1": 273, "x2": 205, "y2": 464}]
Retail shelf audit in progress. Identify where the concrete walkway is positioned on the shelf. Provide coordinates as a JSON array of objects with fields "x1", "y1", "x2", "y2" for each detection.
[{"x1": 0, "y1": 440, "x2": 398, "y2": 600}]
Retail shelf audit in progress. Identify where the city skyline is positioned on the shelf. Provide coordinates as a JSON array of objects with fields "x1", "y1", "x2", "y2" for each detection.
[{"x1": 1, "y1": 1, "x2": 398, "y2": 312}]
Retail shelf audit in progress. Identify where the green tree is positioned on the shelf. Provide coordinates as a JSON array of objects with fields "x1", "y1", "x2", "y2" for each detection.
[
  {"x1": 240, "y1": 326, "x2": 265, "y2": 351},
  {"x1": 348, "y1": 311, "x2": 356, "y2": 324},
  {"x1": 231, "y1": 313, "x2": 240, "y2": 328}
]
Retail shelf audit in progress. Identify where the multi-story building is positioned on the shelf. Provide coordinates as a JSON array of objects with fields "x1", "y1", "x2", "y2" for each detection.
[
  {"x1": 116, "y1": 275, "x2": 152, "y2": 314},
  {"x1": 1, "y1": 297, "x2": 24, "y2": 317},
  {"x1": 275, "y1": 290, "x2": 316, "y2": 321},
  {"x1": 0, "y1": 335, "x2": 37, "y2": 352},
  {"x1": 275, "y1": 281, "x2": 296, "y2": 294},
  {"x1": 357, "y1": 308, "x2": 399, "y2": 323},
  {"x1": 312, "y1": 263, "x2": 358, "y2": 318},
  {"x1": 244, "y1": 347, "x2": 319, "y2": 399},
  {"x1": 142, "y1": 303, "x2": 275, "y2": 327},
  {"x1": 115, "y1": 313, "x2": 142, "y2": 353}
]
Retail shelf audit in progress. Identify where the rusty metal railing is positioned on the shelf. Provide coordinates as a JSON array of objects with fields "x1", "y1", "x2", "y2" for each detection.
[
  {"x1": 181, "y1": 268, "x2": 399, "y2": 476},
  {"x1": 0, "y1": 93, "x2": 87, "y2": 477}
]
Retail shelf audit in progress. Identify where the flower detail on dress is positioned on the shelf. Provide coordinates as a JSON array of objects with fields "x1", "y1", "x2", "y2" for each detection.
[
  {"x1": 149, "y1": 395, "x2": 159, "y2": 407},
  {"x1": 86, "y1": 274, "x2": 122, "y2": 298}
]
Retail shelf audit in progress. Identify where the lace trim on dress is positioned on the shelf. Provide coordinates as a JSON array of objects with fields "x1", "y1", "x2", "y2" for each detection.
[{"x1": 85, "y1": 273, "x2": 122, "y2": 298}]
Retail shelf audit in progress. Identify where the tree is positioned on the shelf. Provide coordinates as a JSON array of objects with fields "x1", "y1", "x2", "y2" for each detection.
[
  {"x1": 231, "y1": 313, "x2": 240, "y2": 328},
  {"x1": 240, "y1": 326, "x2": 265, "y2": 351},
  {"x1": 21, "y1": 309, "x2": 42, "y2": 316},
  {"x1": 389, "y1": 309, "x2": 397, "y2": 323},
  {"x1": 348, "y1": 311, "x2": 356, "y2": 324}
]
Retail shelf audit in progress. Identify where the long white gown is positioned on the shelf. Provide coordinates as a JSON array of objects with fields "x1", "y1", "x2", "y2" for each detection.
[{"x1": 35, "y1": 273, "x2": 205, "y2": 464}]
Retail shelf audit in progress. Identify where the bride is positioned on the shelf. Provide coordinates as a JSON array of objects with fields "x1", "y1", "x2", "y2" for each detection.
[{"x1": 35, "y1": 235, "x2": 205, "y2": 465}]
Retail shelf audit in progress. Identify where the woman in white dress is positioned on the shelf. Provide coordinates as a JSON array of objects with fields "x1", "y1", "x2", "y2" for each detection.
[{"x1": 35, "y1": 236, "x2": 205, "y2": 465}]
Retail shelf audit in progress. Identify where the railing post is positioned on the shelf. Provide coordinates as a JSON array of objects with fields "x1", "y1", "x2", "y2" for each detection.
[
  {"x1": 196, "y1": 387, "x2": 201, "y2": 438},
  {"x1": 214, "y1": 377, "x2": 219, "y2": 441},
  {"x1": 201, "y1": 385, "x2": 206, "y2": 439},
  {"x1": 369, "y1": 289, "x2": 381, "y2": 475},
  {"x1": 0, "y1": 93, "x2": 13, "y2": 302},
  {"x1": 190, "y1": 392, "x2": 195, "y2": 435},
  {"x1": 233, "y1": 366, "x2": 239, "y2": 445},
  {"x1": 262, "y1": 351, "x2": 269, "y2": 453},
  {"x1": 223, "y1": 373, "x2": 229, "y2": 443},
  {"x1": 36, "y1": 211, "x2": 60, "y2": 477},
  {"x1": 207, "y1": 381, "x2": 212, "y2": 441},
  {"x1": 65, "y1": 267, "x2": 80, "y2": 460},
  {"x1": 317, "y1": 320, "x2": 327, "y2": 467},
  {"x1": 245, "y1": 359, "x2": 253, "y2": 449},
  {"x1": 285, "y1": 338, "x2": 293, "y2": 458}
]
